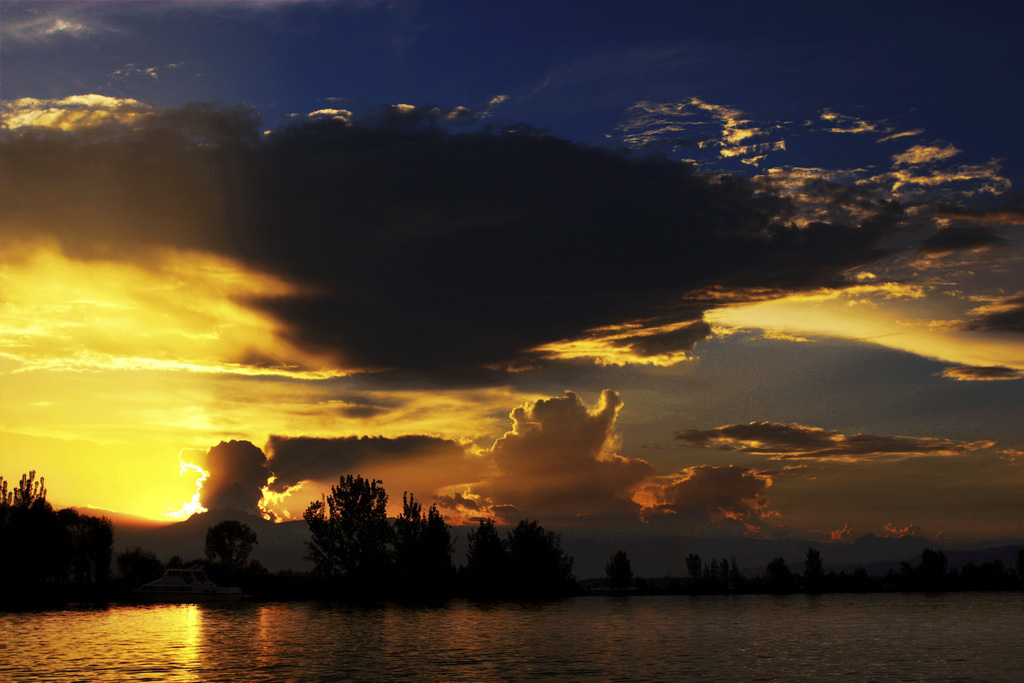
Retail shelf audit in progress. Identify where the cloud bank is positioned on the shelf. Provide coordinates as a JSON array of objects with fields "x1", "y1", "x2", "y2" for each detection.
[
  {"x1": 3, "y1": 99, "x2": 916, "y2": 379},
  {"x1": 188, "y1": 390, "x2": 783, "y2": 531}
]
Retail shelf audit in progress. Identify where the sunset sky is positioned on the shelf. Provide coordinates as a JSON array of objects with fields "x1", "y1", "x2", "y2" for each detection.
[{"x1": 2, "y1": 0, "x2": 1021, "y2": 545}]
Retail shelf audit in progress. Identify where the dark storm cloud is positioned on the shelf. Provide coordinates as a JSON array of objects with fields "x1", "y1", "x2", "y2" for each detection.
[
  {"x1": 917, "y1": 226, "x2": 1009, "y2": 254},
  {"x1": 2, "y1": 103, "x2": 903, "y2": 376},
  {"x1": 675, "y1": 422, "x2": 994, "y2": 461},
  {"x1": 197, "y1": 440, "x2": 272, "y2": 513},
  {"x1": 435, "y1": 491, "x2": 480, "y2": 511},
  {"x1": 932, "y1": 196, "x2": 1024, "y2": 226},
  {"x1": 940, "y1": 365, "x2": 1024, "y2": 381},
  {"x1": 265, "y1": 434, "x2": 471, "y2": 492}
]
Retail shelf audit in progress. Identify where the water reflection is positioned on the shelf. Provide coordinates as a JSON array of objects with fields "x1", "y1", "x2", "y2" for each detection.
[{"x1": 1, "y1": 593, "x2": 1021, "y2": 682}]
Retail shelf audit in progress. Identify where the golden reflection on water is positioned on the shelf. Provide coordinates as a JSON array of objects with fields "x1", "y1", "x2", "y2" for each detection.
[
  {"x1": 181, "y1": 604, "x2": 202, "y2": 672},
  {"x1": 107, "y1": 604, "x2": 205, "y2": 677},
  {"x1": 0, "y1": 595, "x2": 1018, "y2": 682}
]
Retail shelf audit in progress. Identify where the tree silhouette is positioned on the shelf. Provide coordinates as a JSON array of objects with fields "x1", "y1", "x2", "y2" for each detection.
[
  {"x1": 507, "y1": 520, "x2": 574, "y2": 598},
  {"x1": 465, "y1": 518, "x2": 508, "y2": 595},
  {"x1": 685, "y1": 553, "x2": 703, "y2": 590},
  {"x1": 0, "y1": 471, "x2": 68, "y2": 596},
  {"x1": 915, "y1": 547, "x2": 948, "y2": 591},
  {"x1": 393, "y1": 492, "x2": 454, "y2": 596},
  {"x1": 304, "y1": 474, "x2": 392, "y2": 581},
  {"x1": 804, "y1": 547, "x2": 824, "y2": 593},
  {"x1": 605, "y1": 550, "x2": 633, "y2": 590},
  {"x1": 59, "y1": 508, "x2": 114, "y2": 587},
  {"x1": 394, "y1": 492, "x2": 424, "y2": 568},
  {"x1": 205, "y1": 520, "x2": 258, "y2": 572},
  {"x1": 0, "y1": 470, "x2": 47, "y2": 508},
  {"x1": 117, "y1": 546, "x2": 165, "y2": 587},
  {"x1": 1, "y1": 472, "x2": 117, "y2": 604},
  {"x1": 765, "y1": 557, "x2": 794, "y2": 593}
]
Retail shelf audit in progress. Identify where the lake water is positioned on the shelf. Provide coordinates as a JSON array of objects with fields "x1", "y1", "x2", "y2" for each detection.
[{"x1": 2, "y1": 593, "x2": 1021, "y2": 682}]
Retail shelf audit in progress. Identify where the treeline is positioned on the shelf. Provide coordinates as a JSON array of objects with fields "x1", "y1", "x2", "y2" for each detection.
[
  {"x1": 0, "y1": 472, "x2": 114, "y2": 606},
  {"x1": 0, "y1": 472, "x2": 275, "y2": 607},
  {"x1": 4, "y1": 471, "x2": 1023, "y2": 608},
  {"x1": 301, "y1": 475, "x2": 576, "y2": 601},
  {"x1": 602, "y1": 546, "x2": 1024, "y2": 595},
  {"x1": 299, "y1": 475, "x2": 1024, "y2": 599},
  {"x1": 0, "y1": 471, "x2": 577, "y2": 605}
]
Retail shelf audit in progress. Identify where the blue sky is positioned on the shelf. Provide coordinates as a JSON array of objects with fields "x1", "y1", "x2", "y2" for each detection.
[
  {"x1": 1, "y1": 1, "x2": 1021, "y2": 544},
  {"x1": 4, "y1": 1, "x2": 1021, "y2": 165}
]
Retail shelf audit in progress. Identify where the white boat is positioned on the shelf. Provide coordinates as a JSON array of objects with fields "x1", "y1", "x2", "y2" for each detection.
[{"x1": 132, "y1": 567, "x2": 244, "y2": 603}]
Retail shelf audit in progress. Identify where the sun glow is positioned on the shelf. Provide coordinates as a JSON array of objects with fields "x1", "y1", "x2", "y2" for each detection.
[
  {"x1": 258, "y1": 478, "x2": 306, "y2": 522},
  {"x1": 0, "y1": 244, "x2": 343, "y2": 380},
  {"x1": 165, "y1": 452, "x2": 209, "y2": 520},
  {"x1": 705, "y1": 285, "x2": 1024, "y2": 371}
]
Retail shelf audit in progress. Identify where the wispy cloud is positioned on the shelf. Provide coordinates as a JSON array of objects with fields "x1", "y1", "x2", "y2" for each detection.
[
  {"x1": 877, "y1": 128, "x2": 925, "y2": 143},
  {"x1": 0, "y1": 11, "x2": 108, "y2": 44},
  {"x1": 940, "y1": 365, "x2": 1023, "y2": 381},
  {"x1": 533, "y1": 320, "x2": 711, "y2": 367},
  {"x1": 892, "y1": 143, "x2": 961, "y2": 167},
  {"x1": 815, "y1": 108, "x2": 892, "y2": 136},
  {"x1": 962, "y1": 294, "x2": 1024, "y2": 333},
  {"x1": 675, "y1": 421, "x2": 996, "y2": 462},
  {"x1": 619, "y1": 97, "x2": 785, "y2": 168}
]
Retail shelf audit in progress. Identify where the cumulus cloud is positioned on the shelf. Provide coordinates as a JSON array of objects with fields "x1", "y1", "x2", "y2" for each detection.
[
  {"x1": 3, "y1": 100, "x2": 911, "y2": 378},
  {"x1": 195, "y1": 440, "x2": 273, "y2": 514},
  {"x1": 1, "y1": 95, "x2": 153, "y2": 131},
  {"x1": 469, "y1": 390, "x2": 653, "y2": 524},
  {"x1": 307, "y1": 108, "x2": 354, "y2": 123},
  {"x1": 200, "y1": 390, "x2": 790, "y2": 531},
  {"x1": 883, "y1": 522, "x2": 923, "y2": 538},
  {"x1": 455, "y1": 390, "x2": 781, "y2": 531},
  {"x1": 675, "y1": 422, "x2": 995, "y2": 461},
  {"x1": 637, "y1": 465, "x2": 773, "y2": 530}
]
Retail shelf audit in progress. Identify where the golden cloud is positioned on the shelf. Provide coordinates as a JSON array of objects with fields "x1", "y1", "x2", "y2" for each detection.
[
  {"x1": 532, "y1": 320, "x2": 711, "y2": 367},
  {"x1": 1, "y1": 95, "x2": 153, "y2": 131},
  {"x1": 1, "y1": 245, "x2": 341, "y2": 379},
  {"x1": 892, "y1": 143, "x2": 961, "y2": 167}
]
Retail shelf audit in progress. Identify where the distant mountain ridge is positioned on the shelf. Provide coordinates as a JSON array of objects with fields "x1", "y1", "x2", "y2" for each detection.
[
  {"x1": 108, "y1": 508, "x2": 1023, "y2": 579},
  {"x1": 114, "y1": 508, "x2": 312, "y2": 572}
]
